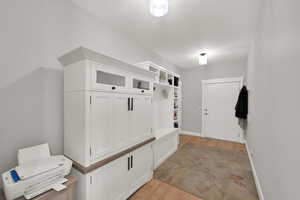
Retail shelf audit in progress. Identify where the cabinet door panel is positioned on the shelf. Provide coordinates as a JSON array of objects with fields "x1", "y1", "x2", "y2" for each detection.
[
  {"x1": 90, "y1": 155, "x2": 129, "y2": 200},
  {"x1": 129, "y1": 144, "x2": 153, "y2": 194},
  {"x1": 90, "y1": 93, "x2": 113, "y2": 161},
  {"x1": 112, "y1": 94, "x2": 130, "y2": 149},
  {"x1": 130, "y1": 96, "x2": 152, "y2": 143}
]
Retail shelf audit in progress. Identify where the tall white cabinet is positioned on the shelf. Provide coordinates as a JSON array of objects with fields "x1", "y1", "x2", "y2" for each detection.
[{"x1": 59, "y1": 47, "x2": 155, "y2": 200}]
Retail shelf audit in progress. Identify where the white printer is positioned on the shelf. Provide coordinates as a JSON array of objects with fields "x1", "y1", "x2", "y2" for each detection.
[{"x1": 1, "y1": 144, "x2": 72, "y2": 200}]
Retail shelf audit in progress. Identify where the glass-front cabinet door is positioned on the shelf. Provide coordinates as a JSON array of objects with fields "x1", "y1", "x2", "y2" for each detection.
[
  {"x1": 132, "y1": 78, "x2": 152, "y2": 95},
  {"x1": 90, "y1": 62, "x2": 129, "y2": 93}
]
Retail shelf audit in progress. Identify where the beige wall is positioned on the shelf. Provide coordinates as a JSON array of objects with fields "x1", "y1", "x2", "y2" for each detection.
[
  {"x1": 0, "y1": 0, "x2": 178, "y2": 175},
  {"x1": 246, "y1": 0, "x2": 300, "y2": 199}
]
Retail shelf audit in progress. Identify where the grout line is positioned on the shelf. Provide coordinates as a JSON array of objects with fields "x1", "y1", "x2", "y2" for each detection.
[{"x1": 152, "y1": 179, "x2": 203, "y2": 200}]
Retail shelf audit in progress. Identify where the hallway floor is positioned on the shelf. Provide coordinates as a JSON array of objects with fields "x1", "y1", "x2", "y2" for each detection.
[{"x1": 129, "y1": 135, "x2": 258, "y2": 200}]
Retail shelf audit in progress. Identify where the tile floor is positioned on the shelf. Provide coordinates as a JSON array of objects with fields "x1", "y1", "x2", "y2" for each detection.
[{"x1": 130, "y1": 134, "x2": 258, "y2": 200}]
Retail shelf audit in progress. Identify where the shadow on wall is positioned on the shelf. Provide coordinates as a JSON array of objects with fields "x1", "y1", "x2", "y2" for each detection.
[{"x1": 0, "y1": 68, "x2": 64, "y2": 176}]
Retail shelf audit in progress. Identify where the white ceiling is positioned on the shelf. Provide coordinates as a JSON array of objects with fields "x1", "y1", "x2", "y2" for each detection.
[{"x1": 71, "y1": 0, "x2": 260, "y2": 69}]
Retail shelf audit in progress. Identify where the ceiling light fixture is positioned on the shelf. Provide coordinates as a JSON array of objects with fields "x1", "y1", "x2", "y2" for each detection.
[
  {"x1": 150, "y1": 0, "x2": 168, "y2": 17},
  {"x1": 199, "y1": 53, "x2": 208, "y2": 65}
]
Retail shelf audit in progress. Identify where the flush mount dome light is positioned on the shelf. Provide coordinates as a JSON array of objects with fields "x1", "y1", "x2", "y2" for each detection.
[
  {"x1": 150, "y1": 0, "x2": 168, "y2": 17},
  {"x1": 199, "y1": 53, "x2": 208, "y2": 65}
]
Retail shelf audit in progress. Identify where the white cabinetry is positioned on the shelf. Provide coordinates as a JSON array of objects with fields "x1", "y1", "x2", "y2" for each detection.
[
  {"x1": 74, "y1": 144, "x2": 153, "y2": 200},
  {"x1": 111, "y1": 94, "x2": 131, "y2": 149},
  {"x1": 90, "y1": 92, "x2": 153, "y2": 163},
  {"x1": 59, "y1": 47, "x2": 155, "y2": 200},
  {"x1": 153, "y1": 130, "x2": 178, "y2": 169},
  {"x1": 90, "y1": 155, "x2": 129, "y2": 200},
  {"x1": 61, "y1": 48, "x2": 155, "y2": 167},
  {"x1": 90, "y1": 92, "x2": 114, "y2": 162},
  {"x1": 128, "y1": 144, "x2": 153, "y2": 194},
  {"x1": 129, "y1": 95, "x2": 152, "y2": 143}
]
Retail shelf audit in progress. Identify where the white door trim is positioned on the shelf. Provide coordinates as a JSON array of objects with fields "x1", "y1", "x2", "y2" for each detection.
[
  {"x1": 202, "y1": 77, "x2": 244, "y2": 86},
  {"x1": 201, "y1": 77, "x2": 244, "y2": 142}
]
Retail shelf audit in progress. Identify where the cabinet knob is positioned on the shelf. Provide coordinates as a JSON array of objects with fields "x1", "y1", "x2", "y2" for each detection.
[
  {"x1": 141, "y1": 90, "x2": 144, "y2": 93},
  {"x1": 112, "y1": 86, "x2": 116, "y2": 90}
]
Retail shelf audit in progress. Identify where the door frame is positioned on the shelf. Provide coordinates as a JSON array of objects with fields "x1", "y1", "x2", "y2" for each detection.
[{"x1": 201, "y1": 77, "x2": 244, "y2": 142}]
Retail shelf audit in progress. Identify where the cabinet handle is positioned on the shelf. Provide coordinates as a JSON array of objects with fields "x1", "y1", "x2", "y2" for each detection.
[
  {"x1": 128, "y1": 157, "x2": 130, "y2": 171},
  {"x1": 131, "y1": 155, "x2": 133, "y2": 169},
  {"x1": 131, "y1": 98, "x2": 133, "y2": 111},
  {"x1": 112, "y1": 86, "x2": 116, "y2": 90},
  {"x1": 128, "y1": 98, "x2": 130, "y2": 111}
]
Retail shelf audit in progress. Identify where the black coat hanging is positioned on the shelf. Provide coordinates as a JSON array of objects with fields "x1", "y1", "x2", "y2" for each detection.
[{"x1": 235, "y1": 86, "x2": 248, "y2": 119}]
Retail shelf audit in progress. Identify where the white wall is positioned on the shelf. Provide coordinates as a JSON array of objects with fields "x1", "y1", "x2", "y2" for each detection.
[
  {"x1": 181, "y1": 59, "x2": 246, "y2": 133},
  {"x1": 0, "y1": 0, "x2": 178, "y2": 175},
  {"x1": 246, "y1": 0, "x2": 300, "y2": 199}
]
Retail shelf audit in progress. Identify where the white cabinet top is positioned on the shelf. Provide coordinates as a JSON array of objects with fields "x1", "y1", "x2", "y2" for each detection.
[{"x1": 58, "y1": 47, "x2": 155, "y2": 78}]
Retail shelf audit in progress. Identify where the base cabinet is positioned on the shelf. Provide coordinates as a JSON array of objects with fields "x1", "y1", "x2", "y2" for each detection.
[
  {"x1": 72, "y1": 144, "x2": 153, "y2": 200},
  {"x1": 153, "y1": 131, "x2": 178, "y2": 169},
  {"x1": 90, "y1": 155, "x2": 129, "y2": 200},
  {"x1": 127, "y1": 143, "x2": 153, "y2": 195}
]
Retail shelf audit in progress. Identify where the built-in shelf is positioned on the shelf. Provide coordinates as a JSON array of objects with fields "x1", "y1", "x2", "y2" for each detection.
[{"x1": 135, "y1": 61, "x2": 182, "y2": 130}]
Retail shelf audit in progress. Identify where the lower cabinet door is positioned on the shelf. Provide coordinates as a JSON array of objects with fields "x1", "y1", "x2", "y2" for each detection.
[
  {"x1": 128, "y1": 144, "x2": 153, "y2": 194},
  {"x1": 90, "y1": 154, "x2": 130, "y2": 200}
]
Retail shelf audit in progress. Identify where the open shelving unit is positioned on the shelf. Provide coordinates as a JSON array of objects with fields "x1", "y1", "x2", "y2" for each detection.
[
  {"x1": 135, "y1": 61, "x2": 182, "y2": 169},
  {"x1": 135, "y1": 61, "x2": 182, "y2": 132},
  {"x1": 173, "y1": 86, "x2": 182, "y2": 129}
]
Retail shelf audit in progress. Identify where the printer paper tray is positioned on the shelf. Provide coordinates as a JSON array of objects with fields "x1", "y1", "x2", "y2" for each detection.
[{"x1": 24, "y1": 178, "x2": 68, "y2": 199}]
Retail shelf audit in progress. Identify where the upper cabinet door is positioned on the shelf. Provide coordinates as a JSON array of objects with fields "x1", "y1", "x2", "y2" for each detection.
[
  {"x1": 90, "y1": 63, "x2": 129, "y2": 93},
  {"x1": 129, "y1": 95, "x2": 153, "y2": 143},
  {"x1": 90, "y1": 92, "x2": 113, "y2": 162},
  {"x1": 90, "y1": 92, "x2": 132, "y2": 163},
  {"x1": 132, "y1": 78, "x2": 153, "y2": 95},
  {"x1": 111, "y1": 94, "x2": 130, "y2": 150}
]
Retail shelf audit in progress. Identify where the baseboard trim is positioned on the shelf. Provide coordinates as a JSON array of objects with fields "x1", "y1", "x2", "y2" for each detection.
[
  {"x1": 245, "y1": 141, "x2": 265, "y2": 200},
  {"x1": 180, "y1": 130, "x2": 201, "y2": 137}
]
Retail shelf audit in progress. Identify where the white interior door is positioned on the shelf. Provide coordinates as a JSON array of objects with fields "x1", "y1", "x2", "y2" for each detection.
[{"x1": 202, "y1": 78, "x2": 243, "y2": 143}]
